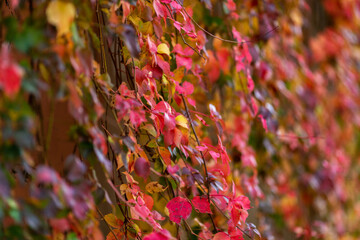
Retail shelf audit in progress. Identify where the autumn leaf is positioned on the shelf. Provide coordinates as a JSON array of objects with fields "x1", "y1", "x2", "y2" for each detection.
[
  {"x1": 192, "y1": 196, "x2": 212, "y2": 214},
  {"x1": 106, "y1": 229, "x2": 124, "y2": 240},
  {"x1": 175, "y1": 115, "x2": 188, "y2": 129},
  {"x1": 143, "y1": 229, "x2": 173, "y2": 240},
  {"x1": 146, "y1": 182, "x2": 167, "y2": 194},
  {"x1": 212, "y1": 232, "x2": 230, "y2": 240},
  {"x1": 157, "y1": 43, "x2": 170, "y2": 57},
  {"x1": 0, "y1": 44, "x2": 23, "y2": 97},
  {"x1": 134, "y1": 157, "x2": 150, "y2": 179},
  {"x1": 46, "y1": 0, "x2": 76, "y2": 36},
  {"x1": 166, "y1": 197, "x2": 192, "y2": 224},
  {"x1": 104, "y1": 213, "x2": 123, "y2": 228}
]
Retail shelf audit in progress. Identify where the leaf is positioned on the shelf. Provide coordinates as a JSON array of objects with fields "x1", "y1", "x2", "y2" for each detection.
[
  {"x1": 104, "y1": 214, "x2": 122, "y2": 228},
  {"x1": 175, "y1": 115, "x2": 188, "y2": 129},
  {"x1": 159, "y1": 147, "x2": 172, "y2": 166},
  {"x1": 46, "y1": 0, "x2": 76, "y2": 36},
  {"x1": 195, "y1": 114, "x2": 209, "y2": 126},
  {"x1": 143, "y1": 194, "x2": 154, "y2": 211},
  {"x1": 0, "y1": 44, "x2": 23, "y2": 97},
  {"x1": 163, "y1": 112, "x2": 176, "y2": 131},
  {"x1": 166, "y1": 197, "x2": 192, "y2": 224},
  {"x1": 134, "y1": 157, "x2": 150, "y2": 179},
  {"x1": 143, "y1": 229, "x2": 173, "y2": 240},
  {"x1": 157, "y1": 43, "x2": 170, "y2": 56},
  {"x1": 141, "y1": 124, "x2": 157, "y2": 137},
  {"x1": 212, "y1": 232, "x2": 230, "y2": 240},
  {"x1": 192, "y1": 196, "x2": 212, "y2": 214},
  {"x1": 106, "y1": 229, "x2": 124, "y2": 240},
  {"x1": 209, "y1": 151, "x2": 220, "y2": 160},
  {"x1": 146, "y1": 182, "x2": 167, "y2": 194}
]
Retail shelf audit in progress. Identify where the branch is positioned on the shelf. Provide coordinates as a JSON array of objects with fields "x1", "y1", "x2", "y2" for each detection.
[
  {"x1": 181, "y1": 94, "x2": 218, "y2": 232},
  {"x1": 96, "y1": 207, "x2": 120, "y2": 240}
]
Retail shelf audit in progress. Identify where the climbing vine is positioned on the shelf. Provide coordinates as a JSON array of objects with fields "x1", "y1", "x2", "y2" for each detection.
[{"x1": 1, "y1": 0, "x2": 360, "y2": 239}]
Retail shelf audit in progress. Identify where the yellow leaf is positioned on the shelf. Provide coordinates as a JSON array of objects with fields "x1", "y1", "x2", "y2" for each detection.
[
  {"x1": 141, "y1": 124, "x2": 157, "y2": 137},
  {"x1": 175, "y1": 115, "x2": 188, "y2": 129},
  {"x1": 46, "y1": 0, "x2": 76, "y2": 36},
  {"x1": 157, "y1": 43, "x2": 170, "y2": 56},
  {"x1": 104, "y1": 213, "x2": 121, "y2": 228},
  {"x1": 120, "y1": 184, "x2": 128, "y2": 195},
  {"x1": 146, "y1": 181, "x2": 167, "y2": 194}
]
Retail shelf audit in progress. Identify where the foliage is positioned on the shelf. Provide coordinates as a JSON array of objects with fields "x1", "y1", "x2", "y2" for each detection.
[{"x1": 0, "y1": 0, "x2": 360, "y2": 239}]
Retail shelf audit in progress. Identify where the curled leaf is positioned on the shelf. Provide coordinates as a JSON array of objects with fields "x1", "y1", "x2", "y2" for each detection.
[{"x1": 146, "y1": 182, "x2": 167, "y2": 194}]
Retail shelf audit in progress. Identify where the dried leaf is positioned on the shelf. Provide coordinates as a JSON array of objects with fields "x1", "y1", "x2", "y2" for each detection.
[{"x1": 146, "y1": 182, "x2": 167, "y2": 194}]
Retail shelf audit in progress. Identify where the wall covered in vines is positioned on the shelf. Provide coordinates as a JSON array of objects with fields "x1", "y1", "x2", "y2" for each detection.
[{"x1": 1, "y1": 0, "x2": 360, "y2": 239}]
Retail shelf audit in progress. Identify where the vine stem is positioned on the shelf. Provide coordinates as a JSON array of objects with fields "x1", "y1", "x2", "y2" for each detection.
[
  {"x1": 96, "y1": 207, "x2": 120, "y2": 240},
  {"x1": 163, "y1": 4, "x2": 206, "y2": 60},
  {"x1": 181, "y1": 94, "x2": 217, "y2": 232},
  {"x1": 174, "y1": 0, "x2": 279, "y2": 45}
]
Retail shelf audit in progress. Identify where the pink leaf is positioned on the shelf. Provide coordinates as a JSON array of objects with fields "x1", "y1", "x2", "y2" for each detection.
[
  {"x1": 195, "y1": 114, "x2": 209, "y2": 126},
  {"x1": 196, "y1": 145, "x2": 208, "y2": 151},
  {"x1": 173, "y1": 21, "x2": 182, "y2": 31},
  {"x1": 153, "y1": 0, "x2": 167, "y2": 18},
  {"x1": 213, "y1": 232, "x2": 230, "y2": 240},
  {"x1": 258, "y1": 114, "x2": 268, "y2": 132},
  {"x1": 144, "y1": 229, "x2": 173, "y2": 240},
  {"x1": 173, "y1": 44, "x2": 194, "y2": 56},
  {"x1": 192, "y1": 196, "x2": 212, "y2": 214},
  {"x1": 176, "y1": 55, "x2": 192, "y2": 71},
  {"x1": 182, "y1": 81, "x2": 194, "y2": 95},
  {"x1": 166, "y1": 197, "x2": 192, "y2": 224},
  {"x1": 209, "y1": 151, "x2": 220, "y2": 160},
  {"x1": 170, "y1": 1, "x2": 182, "y2": 11},
  {"x1": 187, "y1": 98, "x2": 196, "y2": 108},
  {"x1": 147, "y1": 36, "x2": 157, "y2": 55}
]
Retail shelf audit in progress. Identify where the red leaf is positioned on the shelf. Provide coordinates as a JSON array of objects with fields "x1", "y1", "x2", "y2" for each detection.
[
  {"x1": 157, "y1": 55, "x2": 170, "y2": 74},
  {"x1": 231, "y1": 205, "x2": 248, "y2": 225},
  {"x1": 192, "y1": 196, "x2": 212, "y2": 214},
  {"x1": 163, "y1": 112, "x2": 176, "y2": 131},
  {"x1": 0, "y1": 44, "x2": 23, "y2": 97},
  {"x1": 134, "y1": 157, "x2": 150, "y2": 179},
  {"x1": 166, "y1": 197, "x2": 192, "y2": 224},
  {"x1": 159, "y1": 147, "x2": 172, "y2": 166},
  {"x1": 143, "y1": 194, "x2": 154, "y2": 211}
]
